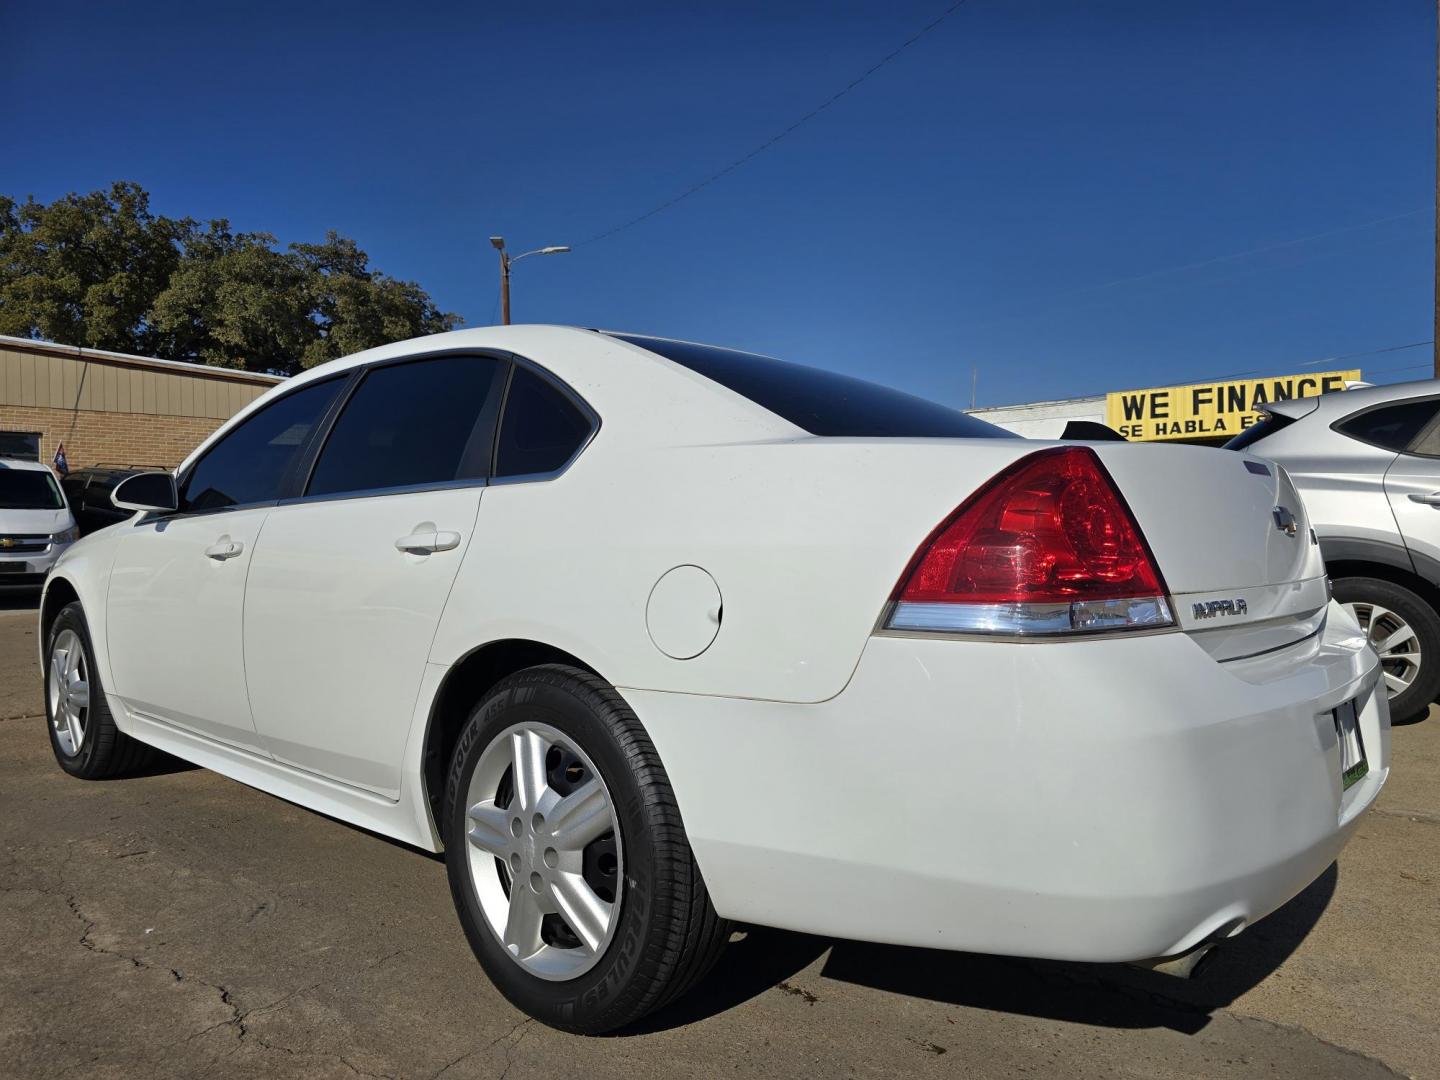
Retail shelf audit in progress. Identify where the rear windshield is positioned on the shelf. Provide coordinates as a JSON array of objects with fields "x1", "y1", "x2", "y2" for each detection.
[
  {"x1": 0, "y1": 469, "x2": 63, "y2": 509},
  {"x1": 1224, "y1": 412, "x2": 1295, "y2": 452},
  {"x1": 608, "y1": 333, "x2": 1015, "y2": 439}
]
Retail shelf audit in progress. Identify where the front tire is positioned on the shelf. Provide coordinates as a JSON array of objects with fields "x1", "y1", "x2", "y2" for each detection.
[
  {"x1": 1333, "y1": 576, "x2": 1440, "y2": 723},
  {"x1": 45, "y1": 602, "x2": 156, "y2": 778},
  {"x1": 443, "y1": 664, "x2": 728, "y2": 1033}
]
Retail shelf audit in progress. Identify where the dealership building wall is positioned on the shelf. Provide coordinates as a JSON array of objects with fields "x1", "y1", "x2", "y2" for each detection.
[
  {"x1": 967, "y1": 395, "x2": 1106, "y2": 439},
  {"x1": 0, "y1": 336, "x2": 283, "y2": 470}
]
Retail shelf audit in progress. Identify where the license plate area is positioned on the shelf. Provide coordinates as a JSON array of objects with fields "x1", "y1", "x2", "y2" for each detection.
[
  {"x1": 0, "y1": 563, "x2": 27, "y2": 574},
  {"x1": 1333, "y1": 698, "x2": 1368, "y2": 790}
]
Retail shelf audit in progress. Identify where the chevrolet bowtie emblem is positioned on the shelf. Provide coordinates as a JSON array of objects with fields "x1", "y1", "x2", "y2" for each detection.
[
  {"x1": 0, "y1": 538, "x2": 14, "y2": 549},
  {"x1": 1272, "y1": 506, "x2": 1298, "y2": 536}
]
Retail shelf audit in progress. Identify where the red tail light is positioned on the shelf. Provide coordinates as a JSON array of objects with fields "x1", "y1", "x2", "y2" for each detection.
[{"x1": 887, "y1": 447, "x2": 1173, "y2": 635}]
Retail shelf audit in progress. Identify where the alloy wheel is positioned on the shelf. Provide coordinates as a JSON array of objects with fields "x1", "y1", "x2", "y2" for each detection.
[
  {"x1": 464, "y1": 722, "x2": 623, "y2": 980},
  {"x1": 48, "y1": 629, "x2": 90, "y2": 756},
  {"x1": 1343, "y1": 601, "x2": 1421, "y2": 699}
]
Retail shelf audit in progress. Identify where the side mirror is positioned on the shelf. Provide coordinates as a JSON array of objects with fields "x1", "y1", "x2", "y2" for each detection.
[{"x1": 112, "y1": 472, "x2": 179, "y2": 513}]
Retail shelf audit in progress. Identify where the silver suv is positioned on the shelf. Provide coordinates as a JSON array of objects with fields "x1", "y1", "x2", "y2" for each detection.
[{"x1": 1228, "y1": 379, "x2": 1440, "y2": 721}]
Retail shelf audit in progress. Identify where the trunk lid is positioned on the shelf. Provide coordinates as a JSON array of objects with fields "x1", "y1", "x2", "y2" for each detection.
[{"x1": 1088, "y1": 442, "x2": 1327, "y2": 661}]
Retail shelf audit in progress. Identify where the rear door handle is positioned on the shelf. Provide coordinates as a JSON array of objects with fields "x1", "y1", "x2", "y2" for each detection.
[
  {"x1": 1408, "y1": 492, "x2": 1440, "y2": 507},
  {"x1": 395, "y1": 530, "x2": 462, "y2": 554},
  {"x1": 204, "y1": 538, "x2": 244, "y2": 560}
]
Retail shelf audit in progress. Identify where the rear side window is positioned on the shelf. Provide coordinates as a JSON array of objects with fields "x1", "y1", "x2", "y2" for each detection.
[
  {"x1": 1224, "y1": 411, "x2": 1295, "y2": 452},
  {"x1": 307, "y1": 355, "x2": 506, "y2": 497},
  {"x1": 1335, "y1": 401, "x2": 1440, "y2": 453},
  {"x1": 181, "y1": 378, "x2": 344, "y2": 512},
  {"x1": 494, "y1": 366, "x2": 594, "y2": 478},
  {"x1": 608, "y1": 333, "x2": 1014, "y2": 439}
]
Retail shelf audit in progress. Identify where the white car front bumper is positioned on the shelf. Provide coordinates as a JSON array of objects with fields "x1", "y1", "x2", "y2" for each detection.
[{"x1": 624, "y1": 601, "x2": 1388, "y2": 962}]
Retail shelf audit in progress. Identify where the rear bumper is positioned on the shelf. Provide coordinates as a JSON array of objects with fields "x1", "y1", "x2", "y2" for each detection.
[{"x1": 624, "y1": 602, "x2": 1389, "y2": 961}]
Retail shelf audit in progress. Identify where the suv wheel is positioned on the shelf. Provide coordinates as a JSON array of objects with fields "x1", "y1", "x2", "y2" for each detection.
[{"x1": 1333, "y1": 576, "x2": 1440, "y2": 722}]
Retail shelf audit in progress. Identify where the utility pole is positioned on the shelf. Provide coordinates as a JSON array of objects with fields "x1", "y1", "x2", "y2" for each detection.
[
  {"x1": 496, "y1": 244, "x2": 511, "y2": 325},
  {"x1": 489, "y1": 237, "x2": 571, "y2": 326}
]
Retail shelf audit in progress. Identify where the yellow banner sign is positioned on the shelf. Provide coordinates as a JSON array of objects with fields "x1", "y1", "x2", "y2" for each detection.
[{"x1": 1105, "y1": 370, "x2": 1360, "y2": 442}]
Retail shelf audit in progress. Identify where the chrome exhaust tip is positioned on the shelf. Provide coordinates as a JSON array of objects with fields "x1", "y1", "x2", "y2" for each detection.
[{"x1": 1127, "y1": 941, "x2": 1217, "y2": 980}]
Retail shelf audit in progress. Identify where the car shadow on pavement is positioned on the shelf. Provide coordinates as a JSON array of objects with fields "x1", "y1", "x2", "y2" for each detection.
[{"x1": 628, "y1": 862, "x2": 1338, "y2": 1037}]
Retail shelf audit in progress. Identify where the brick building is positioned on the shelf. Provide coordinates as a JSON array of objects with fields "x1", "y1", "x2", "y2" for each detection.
[{"x1": 0, "y1": 335, "x2": 283, "y2": 470}]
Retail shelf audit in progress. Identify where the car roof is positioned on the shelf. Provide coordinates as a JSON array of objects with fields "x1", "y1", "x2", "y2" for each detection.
[
  {"x1": 1267, "y1": 378, "x2": 1440, "y2": 422},
  {"x1": 0, "y1": 457, "x2": 55, "y2": 473}
]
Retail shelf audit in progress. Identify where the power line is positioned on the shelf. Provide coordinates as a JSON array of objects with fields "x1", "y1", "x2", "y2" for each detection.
[
  {"x1": 1366, "y1": 359, "x2": 1438, "y2": 377},
  {"x1": 577, "y1": 0, "x2": 971, "y2": 247},
  {"x1": 1074, "y1": 208, "x2": 1430, "y2": 298},
  {"x1": 1177, "y1": 339, "x2": 1436, "y2": 386},
  {"x1": 1051, "y1": 340, "x2": 1437, "y2": 402},
  {"x1": 1298, "y1": 339, "x2": 1435, "y2": 367}
]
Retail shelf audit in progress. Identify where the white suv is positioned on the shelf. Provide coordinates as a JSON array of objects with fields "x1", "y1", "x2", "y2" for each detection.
[
  {"x1": 0, "y1": 457, "x2": 79, "y2": 593},
  {"x1": 1227, "y1": 379, "x2": 1440, "y2": 721}
]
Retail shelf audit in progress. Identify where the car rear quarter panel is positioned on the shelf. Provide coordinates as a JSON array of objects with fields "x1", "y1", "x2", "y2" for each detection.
[{"x1": 430, "y1": 437, "x2": 1042, "y2": 703}]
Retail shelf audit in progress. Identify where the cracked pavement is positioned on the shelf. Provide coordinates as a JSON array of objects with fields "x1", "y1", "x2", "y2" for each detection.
[{"x1": 1, "y1": 601, "x2": 1436, "y2": 1078}]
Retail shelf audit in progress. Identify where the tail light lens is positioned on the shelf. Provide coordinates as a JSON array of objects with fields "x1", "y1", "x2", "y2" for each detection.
[{"x1": 886, "y1": 446, "x2": 1173, "y2": 636}]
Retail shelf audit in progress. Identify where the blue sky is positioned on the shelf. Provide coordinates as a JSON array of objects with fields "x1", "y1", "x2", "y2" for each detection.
[{"x1": 3, "y1": 0, "x2": 1433, "y2": 408}]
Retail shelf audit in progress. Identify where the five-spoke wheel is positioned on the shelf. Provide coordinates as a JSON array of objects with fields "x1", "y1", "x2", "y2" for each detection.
[
  {"x1": 464, "y1": 722, "x2": 623, "y2": 980},
  {"x1": 48, "y1": 627, "x2": 90, "y2": 756},
  {"x1": 444, "y1": 664, "x2": 730, "y2": 1033},
  {"x1": 44, "y1": 601, "x2": 155, "y2": 779}
]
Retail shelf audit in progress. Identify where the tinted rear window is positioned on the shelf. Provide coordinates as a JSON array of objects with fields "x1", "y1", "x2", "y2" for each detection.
[
  {"x1": 608, "y1": 334, "x2": 1014, "y2": 439},
  {"x1": 1335, "y1": 400, "x2": 1440, "y2": 453},
  {"x1": 494, "y1": 366, "x2": 594, "y2": 477}
]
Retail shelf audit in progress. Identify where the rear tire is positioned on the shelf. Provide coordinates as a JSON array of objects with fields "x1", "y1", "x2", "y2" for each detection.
[
  {"x1": 45, "y1": 602, "x2": 157, "y2": 778},
  {"x1": 443, "y1": 664, "x2": 729, "y2": 1033},
  {"x1": 1333, "y1": 576, "x2": 1440, "y2": 723}
]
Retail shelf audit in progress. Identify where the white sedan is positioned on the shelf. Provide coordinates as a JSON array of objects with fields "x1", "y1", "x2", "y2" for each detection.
[{"x1": 40, "y1": 326, "x2": 1389, "y2": 1033}]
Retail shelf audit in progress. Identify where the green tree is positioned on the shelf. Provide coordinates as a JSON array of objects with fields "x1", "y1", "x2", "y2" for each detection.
[
  {"x1": 0, "y1": 182, "x2": 461, "y2": 375},
  {"x1": 292, "y1": 232, "x2": 461, "y2": 370},
  {"x1": 0, "y1": 181, "x2": 182, "y2": 353},
  {"x1": 149, "y1": 221, "x2": 317, "y2": 372}
]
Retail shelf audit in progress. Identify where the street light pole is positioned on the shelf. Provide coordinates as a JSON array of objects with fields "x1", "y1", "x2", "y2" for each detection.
[
  {"x1": 489, "y1": 237, "x2": 570, "y2": 325},
  {"x1": 496, "y1": 244, "x2": 511, "y2": 326}
]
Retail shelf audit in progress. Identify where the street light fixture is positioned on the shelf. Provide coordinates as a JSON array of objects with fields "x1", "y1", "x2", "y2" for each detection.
[{"x1": 489, "y1": 236, "x2": 571, "y2": 325}]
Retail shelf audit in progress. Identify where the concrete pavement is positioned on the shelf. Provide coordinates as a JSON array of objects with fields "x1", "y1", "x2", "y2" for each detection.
[{"x1": 1, "y1": 601, "x2": 1435, "y2": 1078}]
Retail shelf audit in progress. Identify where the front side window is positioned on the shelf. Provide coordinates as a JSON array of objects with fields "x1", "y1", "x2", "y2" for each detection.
[
  {"x1": 0, "y1": 468, "x2": 63, "y2": 509},
  {"x1": 608, "y1": 333, "x2": 1014, "y2": 439},
  {"x1": 181, "y1": 378, "x2": 344, "y2": 512},
  {"x1": 1335, "y1": 400, "x2": 1440, "y2": 453},
  {"x1": 493, "y1": 366, "x2": 594, "y2": 478},
  {"x1": 307, "y1": 355, "x2": 507, "y2": 497}
]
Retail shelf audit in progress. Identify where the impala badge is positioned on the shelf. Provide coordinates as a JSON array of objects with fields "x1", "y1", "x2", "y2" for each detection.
[
  {"x1": 1192, "y1": 598, "x2": 1248, "y2": 620},
  {"x1": 1273, "y1": 506, "x2": 1298, "y2": 536}
]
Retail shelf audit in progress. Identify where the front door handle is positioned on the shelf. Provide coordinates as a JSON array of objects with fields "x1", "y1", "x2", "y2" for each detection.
[
  {"x1": 1408, "y1": 492, "x2": 1440, "y2": 507},
  {"x1": 395, "y1": 530, "x2": 462, "y2": 554},
  {"x1": 204, "y1": 538, "x2": 244, "y2": 560}
]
